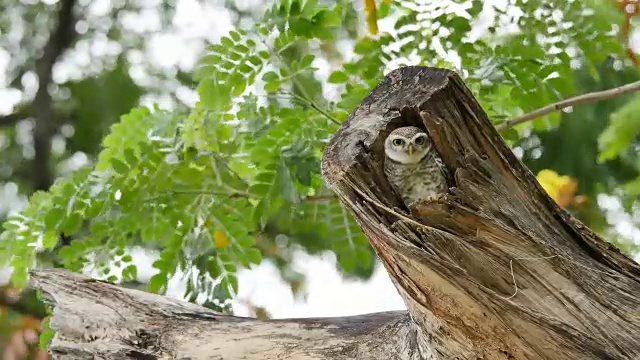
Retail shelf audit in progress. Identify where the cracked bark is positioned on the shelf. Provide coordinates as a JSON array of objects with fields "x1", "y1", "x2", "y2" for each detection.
[{"x1": 28, "y1": 67, "x2": 640, "y2": 359}]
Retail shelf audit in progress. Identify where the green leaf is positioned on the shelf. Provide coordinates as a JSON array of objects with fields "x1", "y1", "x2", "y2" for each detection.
[
  {"x1": 123, "y1": 148, "x2": 138, "y2": 166},
  {"x1": 249, "y1": 183, "x2": 272, "y2": 197},
  {"x1": 42, "y1": 232, "x2": 59, "y2": 249},
  {"x1": 62, "y1": 212, "x2": 83, "y2": 234},
  {"x1": 355, "y1": 247, "x2": 372, "y2": 269},
  {"x1": 624, "y1": 177, "x2": 640, "y2": 196},
  {"x1": 337, "y1": 251, "x2": 356, "y2": 273},
  {"x1": 10, "y1": 262, "x2": 28, "y2": 288},
  {"x1": 327, "y1": 71, "x2": 348, "y2": 84},
  {"x1": 149, "y1": 273, "x2": 168, "y2": 294},
  {"x1": 39, "y1": 317, "x2": 55, "y2": 350},
  {"x1": 207, "y1": 257, "x2": 221, "y2": 278},
  {"x1": 229, "y1": 30, "x2": 242, "y2": 42},
  {"x1": 289, "y1": 18, "x2": 313, "y2": 37},
  {"x1": 226, "y1": 273, "x2": 239, "y2": 295},
  {"x1": 597, "y1": 96, "x2": 640, "y2": 162},
  {"x1": 122, "y1": 264, "x2": 137, "y2": 281},
  {"x1": 247, "y1": 248, "x2": 262, "y2": 265},
  {"x1": 354, "y1": 38, "x2": 379, "y2": 55},
  {"x1": 447, "y1": 16, "x2": 471, "y2": 33},
  {"x1": 110, "y1": 158, "x2": 130, "y2": 174},
  {"x1": 300, "y1": 54, "x2": 315, "y2": 68},
  {"x1": 264, "y1": 81, "x2": 281, "y2": 92},
  {"x1": 44, "y1": 208, "x2": 65, "y2": 231}
]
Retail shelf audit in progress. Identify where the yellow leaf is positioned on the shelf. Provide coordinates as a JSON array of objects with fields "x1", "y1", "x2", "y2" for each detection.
[
  {"x1": 213, "y1": 230, "x2": 229, "y2": 249},
  {"x1": 536, "y1": 169, "x2": 581, "y2": 208},
  {"x1": 363, "y1": 0, "x2": 378, "y2": 35}
]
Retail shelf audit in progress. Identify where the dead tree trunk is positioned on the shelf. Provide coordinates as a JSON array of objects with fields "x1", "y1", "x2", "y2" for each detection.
[
  {"x1": 30, "y1": 67, "x2": 640, "y2": 359},
  {"x1": 321, "y1": 66, "x2": 640, "y2": 359}
]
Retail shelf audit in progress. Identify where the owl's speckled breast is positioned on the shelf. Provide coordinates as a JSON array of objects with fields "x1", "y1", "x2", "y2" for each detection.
[{"x1": 384, "y1": 152, "x2": 448, "y2": 206}]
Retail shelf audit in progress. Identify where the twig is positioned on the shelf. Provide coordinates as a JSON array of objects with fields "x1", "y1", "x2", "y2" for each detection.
[
  {"x1": 496, "y1": 79, "x2": 640, "y2": 131},
  {"x1": 0, "y1": 107, "x2": 30, "y2": 128},
  {"x1": 304, "y1": 194, "x2": 337, "y2": 201},
  {"x1": 145, "y1": 189, "x2": 258, "y2": 202},
  {"x1": 298, "y1": 95, "x2": 341, "y2": 126},
  {"x1": 264, "y1": 39, "x2": 341, "y2": 126}
]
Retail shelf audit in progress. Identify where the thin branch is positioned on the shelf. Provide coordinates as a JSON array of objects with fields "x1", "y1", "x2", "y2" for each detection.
[
  {"x1": 145, "y1": 189, "x2": 258, "y2": 202},
  {"x1": 0, "y1": 106, "x2": 30, "y2": 128},
  {"x1": 304, "y1": 194, "x2": 337, "y2": 201},
  {"x1": 285, "y1": 91, "x2": 341, "y2": 125},
  {"x1": 496, "y1": 79, "x2": 640, "y2": 131},
  {"x1": 262, "y1": 38, "x2": 341, "y2": 126}
]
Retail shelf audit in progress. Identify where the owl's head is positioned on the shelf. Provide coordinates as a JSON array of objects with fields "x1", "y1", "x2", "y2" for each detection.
[{"x1": 384, "y1": 126, "x2": 431, "y2": 164}]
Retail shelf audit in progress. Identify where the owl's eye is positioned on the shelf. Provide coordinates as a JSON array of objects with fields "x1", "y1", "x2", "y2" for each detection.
[
  {"x1": 414, "y1": 136, "x2": 426, "y2": 145},
  {"x1": 392, "y1": 138, "x2": 404, "y2": 146}
]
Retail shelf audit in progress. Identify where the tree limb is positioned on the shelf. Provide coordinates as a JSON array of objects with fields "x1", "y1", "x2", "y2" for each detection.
[
  {"x1": 30, "y1": 269, "x2": 425, "y2": 360},
  {"x1": 497, "y1": 79, "x2": 640, "y2": 130},
  {"x1": 0, "y1": 106, "x2": 31, "y2": 128},
  {"x1": 32, "y1": 0, "x2": 78, "y2": 191}
]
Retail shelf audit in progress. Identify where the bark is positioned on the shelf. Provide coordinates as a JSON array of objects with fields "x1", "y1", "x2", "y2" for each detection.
[
  {"x1": 30, "y1": 269, "x2": 424, "y2": 359},
  {"x1": 321, "y1": 66, "x2": 640, "y2": 359},
  {"x1": 28, "y1": 66, "x2": 640, "y2": 359}
]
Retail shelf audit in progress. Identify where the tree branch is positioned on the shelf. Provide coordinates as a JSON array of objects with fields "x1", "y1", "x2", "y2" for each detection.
[
  {"x1": 30, "y1": 269, "x2": 423, "y2": 359},
  {"x1": 0, "y1": 107, "x2": 31, "y2": 128},
  {"x1": 496, "y1": 79, "x2": 640, "y2": 131},
  {"x1": 32, "y1": 0, "x2": 78, "y2": 191},
  {"x1": 304, "y1": 194, "x2": 337, "y2": 201}
]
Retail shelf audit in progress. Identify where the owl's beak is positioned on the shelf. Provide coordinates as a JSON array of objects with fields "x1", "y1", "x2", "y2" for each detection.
[{"x1": 407, "y1": 145, "x2": 415, "y2": 156}]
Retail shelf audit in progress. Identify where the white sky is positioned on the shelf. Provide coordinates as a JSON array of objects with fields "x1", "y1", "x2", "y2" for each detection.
[{"x1": 0, "y1": 0, "x2": 639, "y2": 319}]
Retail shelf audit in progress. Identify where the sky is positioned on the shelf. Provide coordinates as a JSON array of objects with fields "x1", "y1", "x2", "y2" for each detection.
[
  {"x1": 126, "y1": 247, "x2": 407, "y2": 318},
  {"x1": 1, "y1": 0, "x2": 640, "y2": 320}
]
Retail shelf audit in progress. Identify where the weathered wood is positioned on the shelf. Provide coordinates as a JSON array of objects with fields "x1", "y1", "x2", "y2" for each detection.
[
  {"x1": 321, "y1": 66, "x2": 640, "y2": 359},
  {"x1": 31, "y1": 269, "x2": 425, "y2": 359}
]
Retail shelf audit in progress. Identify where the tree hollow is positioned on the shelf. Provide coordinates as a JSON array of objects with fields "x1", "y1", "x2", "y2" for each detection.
[{"x1": 321, "y1": 66, "x2": 640, "y2": 360}]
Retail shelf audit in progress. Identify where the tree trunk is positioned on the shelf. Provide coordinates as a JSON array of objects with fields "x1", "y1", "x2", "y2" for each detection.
[
  {"x1": 321, "y1": 66, "x2": 640, "y2": 359},
  {"x1": 30, "y1": 66, "x2": 640, "y2": 359}
]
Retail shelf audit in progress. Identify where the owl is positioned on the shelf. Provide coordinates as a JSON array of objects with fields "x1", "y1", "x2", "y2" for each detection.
[{"x1": 384, "y1": 126, "x2": 449, "y2": 206}]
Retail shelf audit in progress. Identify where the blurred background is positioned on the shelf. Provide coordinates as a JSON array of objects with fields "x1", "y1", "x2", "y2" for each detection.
[{"x1": 1, "y1": 0, "x2": 640, "y2": 358}]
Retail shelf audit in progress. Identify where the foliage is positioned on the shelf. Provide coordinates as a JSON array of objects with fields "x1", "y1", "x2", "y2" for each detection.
[
  {"x1": 522, "y1": 62, "x2": 640, "y2": 242},
  {"x1": 1, "y1": 0, "x2": 640, "y2": 317},
  {"x1": 598, "y1": 95, "x2": 640, "y2": 164}
]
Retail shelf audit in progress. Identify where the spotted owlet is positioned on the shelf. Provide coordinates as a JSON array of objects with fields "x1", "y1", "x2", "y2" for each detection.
[{"x1": 384, "y1": 126, "x2": 449, "y2": 206}]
